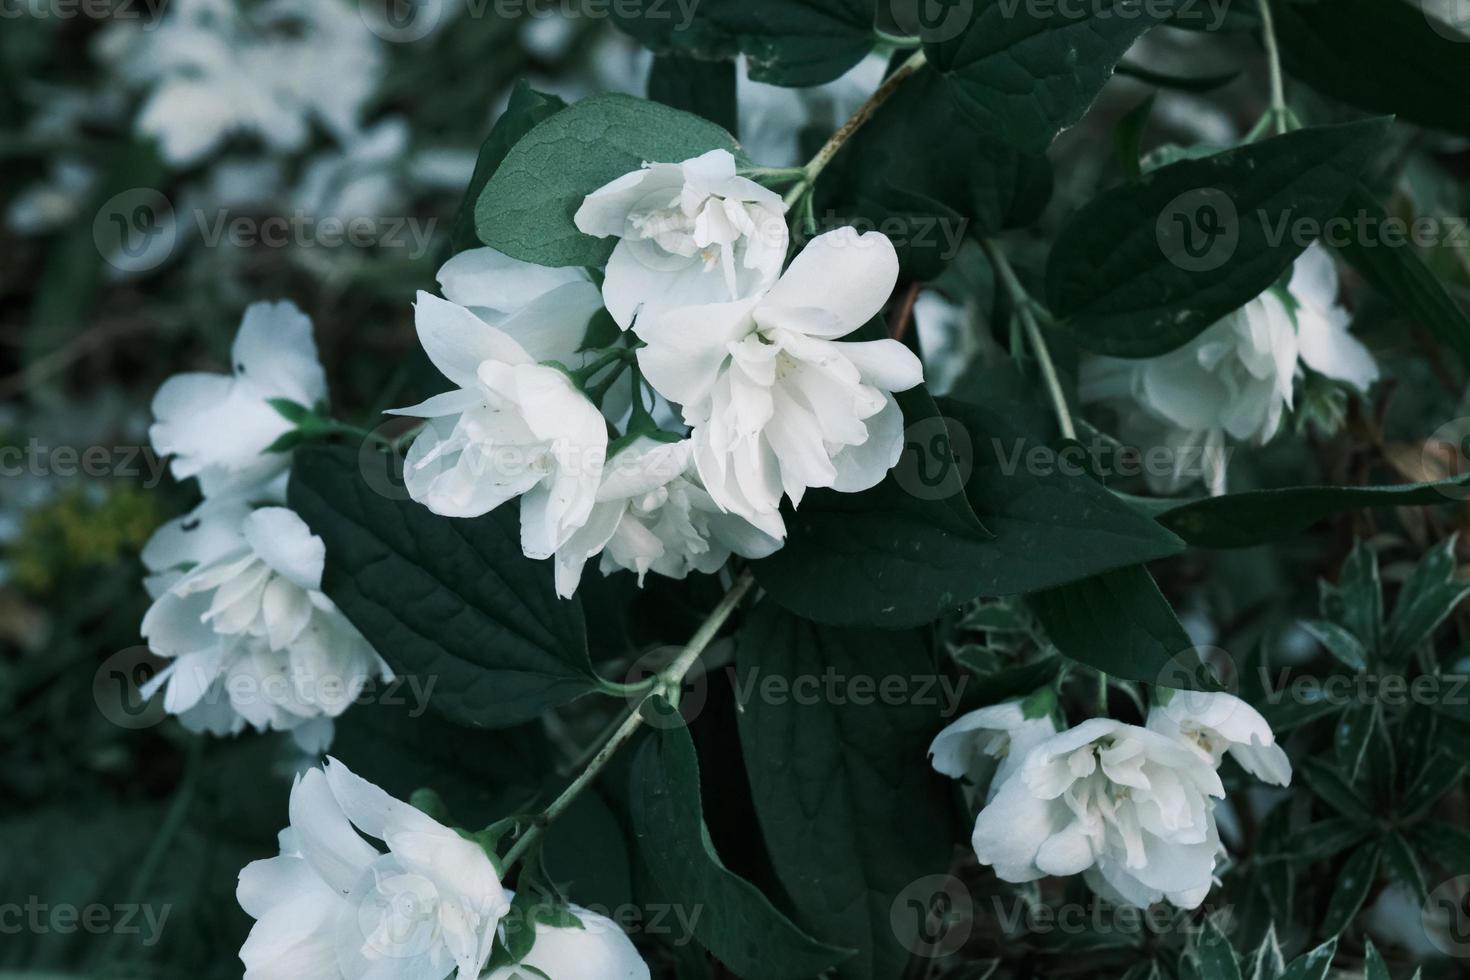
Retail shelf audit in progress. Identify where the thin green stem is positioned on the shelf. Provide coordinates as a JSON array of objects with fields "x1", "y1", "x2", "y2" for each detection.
[
  {"x1": 1097, "y1": 670, "x2": 1109, "y2": 717},
  {"x1": 1256, "y1": 0, "x2": 1289, "y2": 136},
  {"x1": 981, "y1": 239, "x2": 1077, "y2": 440},
  {"x1": 500, "y1": 570, "x2": 757, "y2": 872}
]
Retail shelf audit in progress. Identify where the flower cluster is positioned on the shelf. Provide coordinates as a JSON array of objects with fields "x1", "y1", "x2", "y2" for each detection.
[
  {"x1": 239, "y1": 758, "x2": 649, "y2": 980},
  {"x1": 141, "y1": 301, "x2": 391, "y2": 750},
  {"x1": 395, "y1": 148, "x2": 922, "y2": 596},
  {"x1": 932, "y1": 689, "x2": 1291, "y2": 908},
  {"x1": 1080, "y1": 243, "x2": 1379, "y2": 495}
]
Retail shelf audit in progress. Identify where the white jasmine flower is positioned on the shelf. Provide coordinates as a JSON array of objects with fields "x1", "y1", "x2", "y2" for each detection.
[
  {"x1": 150, "y1": 299, "x2": 327, "y2": 496},
  {"x1": 484, "y1": 900, "x2": 650, "y2": 980},
  {"x1": 928, "y1": 701, "x2": 1057, "y2": 798},
  {"x1": 972, "y1": 718, "x2": 1226, "y2": 909},
  {"x1": 97, "y1": 0, "x2": 382, "y2": 167},
  {"x1": 636, "y1": 228, "x2": 922, "y2": 525},
  {"x1": 237, "y1": 758, "x2": 510, "y2": 980},
  {"x1": 434, "y1": 247, "x2": 600, "y2": 359},
  {"x1": 552, "y1": 438, "x2": 783, "y2": 598},
  {"x1": 294, "y1": 118, "x2": 410, "y2": 223},
  {"x1": 574, "y1": 148, "x2": 788, "y2": 329},
  {"x1": 390, "y1": 293, "x2": 607, "y2": 557},
  {"x1": 1147, "y1": 690, "x2": 1292, "y2": 787},
  {"x1": 141, "y1": 499, "x2": 390, "y2": 748},
  {"x1": 1289, "y1": 243, "x2": 1380, "y2": 392},
  {"x1": 1081, "y1": 244, "x2": 1377, "y2": 495}
]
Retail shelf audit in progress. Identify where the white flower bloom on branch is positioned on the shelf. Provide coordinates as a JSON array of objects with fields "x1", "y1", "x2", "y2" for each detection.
[
  {"x1": 391, "y1": 292, "x2": 607, "y2": 557},
  {"x1": 1080, "y1": 243, "x2": 1378, "y2": 495},
  {"x1": 1148, "y1": 690, "x2": 1293, "y2": 787},
  {"x1": 928, "y1": 701, "x2": 1057, "y2": 798},
  {"x1": 96, "y1": 0, "x2": 383, "y2": 167},
  {"x1": 484, "y1": 899, "x2": 650, "y2": 980},
  {"x1": 575, "y1": 148, "x2": 788, "y2": 329},
  {"x1": 237, "y1": 759, "x2": 509, "y2": 980},
  {"x1": 972, "y1": 718, "x2": 1226, "y2": 909},
  {"x1": 636, "y1": 228, "x2": 922, "y2": 526},
  {"x1": 553, "y1": 438, "x2": 783, "y2": 598},
  {"x1": 150, "y1": 299, "x2": 327, "y2": 496},
  {"x1": 141, "y1": 499, "x2": 390, "y2": 750}
]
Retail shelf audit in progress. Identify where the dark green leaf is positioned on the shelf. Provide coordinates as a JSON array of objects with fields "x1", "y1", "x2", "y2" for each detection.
[
  {"x1": 288, "y1": 446, "x2": 598, "y2": 728},
  {"x1": 1046, "y1": 119, "x2": 1390, "y2": 356},
  {"x1": 1363, "y1": 940, "x2": 1389, "y2": 980},
  {"x1": 1148, "y1": 475, "x2": 1470, "y2": 548},
  {"x1": 734, "y1": 601, "x2": 956, "y2": 979},
  {"x1": 1400, "y1": 755, "x2": 1464, "y2": 821},
  {"x1": 1409, "y1": 822, "x2": 1470, "y2": 876},
  {"x1": 1276, "y1": 938, "x2": 1337, "y2": 980},
  {"x1": 1278, "y1": 819, "x2": 1370, "y2": 863},
  {"x1": 1114, "y1": 61, "x2": 1242, "y2": 94},
  {"x1": 754, "y1": 390, "x2": 1185, "y2": 628},
  {"x1": 1381, "y1": 831, "x2": 1428, "y2": 901},
  {"x1": 1320, "y1": 845, "x2": 1380, "y2": 938},
  {"x1": 1385, "y1": 536, "x2": 1470, "y2": 660},
  {"x1": 1331, "y1": 186, "x2": 1470, "y2": 369},
  {"x1": 1245, "y1": 924, "x2": 1286, "y2": 980},
  {"x1": 1029, "y1": 565, "x2": 1200, "y2": 686},
  {"x1": 1274, "y1": 0, "x2": 1470, "y2": 137},
  {"x1": 1195, "y1": 918, "x2": 1242, "y2": 980},
  {"x1": 1333, "y1": 703, "x2": 1376, "y2": 782},
  {"x1": 925, "y1": 0, "x2": 1180, "y2": 154},
  {"x1": 1301, "y1": 758, "x2": 1373, "y2": 823},
  {"x1": 647, "y1": 54, "x2": 738, "y2": 131},
  {"x1": 613, "y1": 0, "x2": 875, "y2": 87},
  {"x1": 452, "y1": 81, "x2": 566, "y2": 254},
  {"x1": 1298, "y1": 620, "x2": 1368, "y2": 672},
  {"x1": 475, "y1": 93, "x2": 744, "y2": 267},
  {"x1": 1329, "y1": 541, "x2": 1383, "y2": 654},
  {"x1": 627, "y1": 699, "x2": 853, "y2": 979}
]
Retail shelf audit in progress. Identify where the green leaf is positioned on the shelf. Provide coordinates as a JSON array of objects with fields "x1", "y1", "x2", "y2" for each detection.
[
  {"x1": 754, "y1": 389, "x2": 1185, "y2": 628},
  {"x1": 1147, "y1": 475, "x2": 1470, "y2": 548},
  {"x1": 925, "y1": 0, "x2": 1180, "y2": 154},
  {"x1": 1384, "y1": 536, "x2": 1470, "y2": 660},
  {"x1": 1301, "y1": 758, "x2": 1373, "y2": 823},
  {"x1": 1362, "y1": 940, "x2": 1389, "y2": 980},
  {"x1": 332, "y1": 698, "x2": 551, "y2": 829},
  {"x1": 1278, "y1": 819, "x2": 1370, "y2": 864},
  {"x1": 1114, "y1": 94, "x2": 1156, "y2": 181},
  {"x1": 1114, "y1": 61, "x2": 1241, "y2": 95},
  {"x1": 1029, "y1": 565, "x2": 1200, "y2": 686},
  {"x1": 1274, "y1": 0, "x2": 1470, "y2": 138},
  {"x1": 287, "y1": 446, "x2": 598, "y2": 728},
  {"x1": 734, "y1": 601, "x2": 957, "y2": 979},
  {"x1": 1195, "y1": 918, "x2": 1242, "y2": 980},
  {"x1": 627, "y1": 699, "x2": 853, "y2": 980},
  {"x1": 475, "y1": 93, "x2": 744, "y2": 267},
  {"x1": 1276, "y1": 938, "x2": 1337, "y2": 980},
  {"x1": 822, "y1": 67, "x2": 1051, "y2": 276},
  {"x1": 612, "y1": 0, "x2": 875, "y2": 87},
  {"x1": 647, "y1": 54, "x2": 738, "y2": 132},
  {"x1": 1320, "y1": 844, "x2": 1380, "y2": 938},
  {"x1": 1333, "y1": 703, "x2": 1376, "y2": 782},
  {"x1": 452, "y1": 81, "x2": 566, "y2": 254},
  {"x1": 1046, "y1": 119, "x2": 1391, "y2": 357},
  {"x1": 1409, "y1": 822, "x2": 1470, "y2": 875},
  {"x1": 1331, "y1": 186, "x2": 1470, "y2": 369},
  {"x1": 1245, "y1": 924, "x2": 1286, "y2": 980},
  {"x1": 1298, "y1": 620, "x2": 1368, "y2": 672},
  {"x1": 1400, "y1": 756, "x2": 1465, "y2": 821},
  {"x1": 1381, "y1": 831, "x2": 1428, "y2": 901},
  {"x1": 1328, "y1": 541, "x2": 1384, "y2": 654}
]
